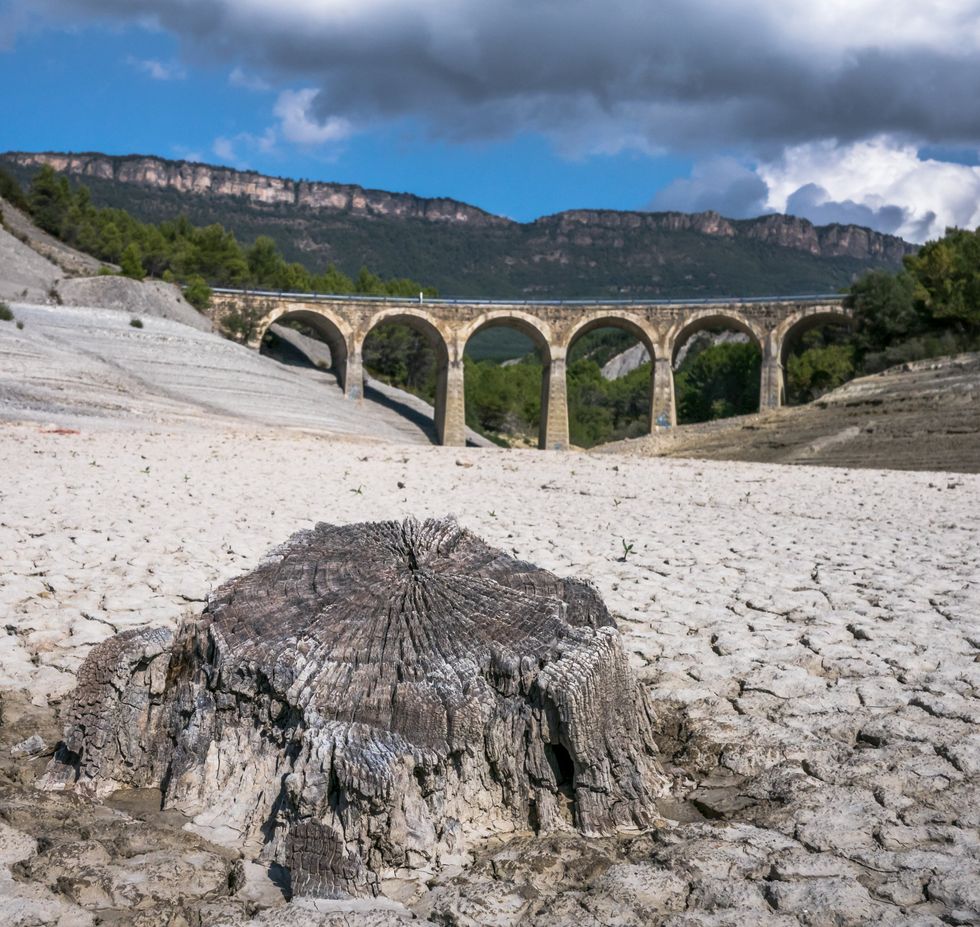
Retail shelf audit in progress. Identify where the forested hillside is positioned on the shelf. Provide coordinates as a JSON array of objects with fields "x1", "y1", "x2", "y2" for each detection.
[{"x1": 1, "y1": 152, "x2": 913, "y2": 299}]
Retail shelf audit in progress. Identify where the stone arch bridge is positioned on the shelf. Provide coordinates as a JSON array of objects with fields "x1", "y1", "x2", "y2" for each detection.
[{"x1": 211, "y1": 289, "x2": 849, "y2": 450}]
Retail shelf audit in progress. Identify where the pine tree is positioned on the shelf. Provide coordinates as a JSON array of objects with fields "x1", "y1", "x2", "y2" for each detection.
[{"x1": 120, "y1": 242, "x2": 145, "y2": 280}]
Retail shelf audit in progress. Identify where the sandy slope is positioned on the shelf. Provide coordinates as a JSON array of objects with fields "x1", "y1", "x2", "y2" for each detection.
[
  {"x1": 0, "y1": 196, "x2": 107, "y2": 277},
  {"x1": 605, "y1": 353, "x2": 980, "y2": 473},
  {"x1": 0, "y1": 302, "x2": 450, "y2": 443},
  {"x1": 0, "y1": 223, "x2": 62, "y2": 302}
]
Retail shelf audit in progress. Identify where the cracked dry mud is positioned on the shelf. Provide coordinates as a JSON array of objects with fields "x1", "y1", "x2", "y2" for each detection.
[{"x1": 0, "y1": 423, "x2": 978, "y2": 926}]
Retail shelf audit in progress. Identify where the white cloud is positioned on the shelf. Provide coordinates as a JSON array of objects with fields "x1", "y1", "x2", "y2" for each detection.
[
  {"x1": 212, "y1": 128, "x2": 278, "y2": 167},
  {"x1": 41, "y1": 0, "x2": 979, "y2": 156},
  {"x1": 760, "y1": 137, "x2": 980, "y2": 241},
  {"x1": 126, "y1": 55, "x2": 185, "y2": 80},
  {"x1": 171, "y1": 144, "x2": 204, "y2": 163},
  {"x1": 229, "y1": 66, "x2": 270, "y2": 92},
  {"x1": 273, "y1": 88, "x2": 353, "y2": 146},
  {"x1": 650, "y1": 156, "x2": 770, "y2": 218},
  {"x1": 212, "y1": 136, "x2": 238, "y2": 163}
]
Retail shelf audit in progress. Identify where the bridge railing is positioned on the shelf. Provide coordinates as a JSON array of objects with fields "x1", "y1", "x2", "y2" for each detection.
[{"x1": 210, "y1": 287, "x2": 846, "y2": 308}]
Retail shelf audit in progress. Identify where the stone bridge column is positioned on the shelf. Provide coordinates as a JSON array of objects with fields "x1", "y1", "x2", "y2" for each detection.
[
  {"x1": 541, "y1": 354, "x2": 569, "y2": 450},
  {"x1": 438, "y1": 359, "x2": 467, "y2": 447},
  {"x1": 651, "y1": 355, "x2": 676, "y2": 428},
  {"x1": 759, "y1": 333, "x2": 784, "y2": 411},
  {"x1": 343, "y1": 341, "x2": 364, "y2": 401}
]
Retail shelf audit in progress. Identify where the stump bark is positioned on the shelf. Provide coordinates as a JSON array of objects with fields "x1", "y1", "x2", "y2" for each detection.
[{"x1": 42, "y1": 517, "x2": 668, "y2": 897}]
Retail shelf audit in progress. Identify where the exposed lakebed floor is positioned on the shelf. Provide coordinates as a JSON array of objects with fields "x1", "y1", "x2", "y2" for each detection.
[{"x1": 0, "y1": 423, "x2": 978, "y2": 925}]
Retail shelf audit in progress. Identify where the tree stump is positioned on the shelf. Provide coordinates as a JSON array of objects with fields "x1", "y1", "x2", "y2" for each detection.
[{"x1": 42, "y1": 517, "x2": 668, "y2": 897}]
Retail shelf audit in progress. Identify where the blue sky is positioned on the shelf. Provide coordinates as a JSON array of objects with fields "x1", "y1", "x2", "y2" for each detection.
[
  {"x1": 3, "y1": 1, "x2": 980, "y2": 241},
  {"x1": 0, "y1": 23, "x2": 691, "y2": 221}
]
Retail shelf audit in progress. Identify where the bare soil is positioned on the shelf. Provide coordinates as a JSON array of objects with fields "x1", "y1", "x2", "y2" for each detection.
[{"x1": 604, "y1": 353, "x2": 980, "y2": 472}]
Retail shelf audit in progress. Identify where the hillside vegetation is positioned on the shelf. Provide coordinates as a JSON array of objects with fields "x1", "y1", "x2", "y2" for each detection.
[
  {"x1": 1, "y1": 152, "x2": 911, "y2": 299},
  {"x1": 12, "y1": 165, "x2": 435, "y2": 311}
]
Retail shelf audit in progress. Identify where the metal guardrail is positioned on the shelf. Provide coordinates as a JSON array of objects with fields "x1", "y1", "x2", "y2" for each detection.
[{"x1": 210, "y1": 287, "x2": 846, "y2": 308}]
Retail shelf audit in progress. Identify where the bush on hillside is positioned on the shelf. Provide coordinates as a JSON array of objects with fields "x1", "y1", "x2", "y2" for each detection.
[
  {"x1": 0, "y1": 166, "x2": 29, "y2": 212},
  {"x1": 183, "y1": 275, "x2": 212, "y2": 312}
]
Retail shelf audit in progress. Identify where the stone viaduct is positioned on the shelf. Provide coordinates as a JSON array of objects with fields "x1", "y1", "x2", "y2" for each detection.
[{"x1": 211, "y1": 289, "x2": 850, "y2": 450}]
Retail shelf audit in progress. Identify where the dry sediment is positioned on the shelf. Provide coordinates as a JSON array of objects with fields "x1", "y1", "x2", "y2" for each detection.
[
  {"x1": 0, "y1": 425, "x2": 977, "y2": 925},
  {"x1": 604, "y1": 353, "x2": 980, "y2": 473}
]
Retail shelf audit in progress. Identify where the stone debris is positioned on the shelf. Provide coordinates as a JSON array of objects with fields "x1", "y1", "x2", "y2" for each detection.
[
  {"x1": 9, "y1": 733, "x2": 47, "y2": 758},
  {"x1": 41, "y1": 517, "x2": 668, "y2": 898}
]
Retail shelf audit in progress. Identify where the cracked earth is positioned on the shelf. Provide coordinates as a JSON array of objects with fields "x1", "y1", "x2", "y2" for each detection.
[{"x1": 0, "y1": 421, "x2": 977, "y2": 926}]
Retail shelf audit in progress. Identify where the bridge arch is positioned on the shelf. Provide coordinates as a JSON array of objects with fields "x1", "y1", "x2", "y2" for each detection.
[
  {"x1": 460, "y1": 311, "x2": 555, "y2": 449},
  {"x1": 255, "y1": 305, "x2": 353, "y2": 392},
  {"x1": 666, "y1": 311, "x2": 766, "y2": 424},
  {"x1": 561, "y1": 314, "x2": 660, "y2": 444},
  {"x1": 562, "y1": 313, "x2": 658, "y2": 359},
  {"x1": 666, "y1": 310, "x2": 764, "y2": 364},
  {"x1": 360, "y1": 309, "x2": 455, "y2": 445},
  {"x1": 768, "y1": 305, "x2": 854, "y2": 407},
  {"x1": 458, "y1": 310, "x2": 553, "y2": 357},
  {"x1": 773, "y1": 306, "x2": 853, "y2": 367}
]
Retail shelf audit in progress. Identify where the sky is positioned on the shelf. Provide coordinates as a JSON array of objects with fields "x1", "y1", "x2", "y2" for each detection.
[{"x1": 2, "y1": 0, "x2": 980, "y2": 242}]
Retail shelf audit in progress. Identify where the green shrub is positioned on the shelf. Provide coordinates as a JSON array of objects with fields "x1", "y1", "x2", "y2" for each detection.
[
  {"x1": 0, "y1": 166, "x2": 29, "y2": 211},
  {"x1": 129, "y1": 317, "x2": 144, "y2": 328},
  {"x1": 182, "y1": 275, "x2": 212, "y2": 312},
  {"x1": 0, "y1": 302, "x2": 13, "y2": 322},
  {"x1": 119, "y1": 242, "x2": 146, "y2": 280}
]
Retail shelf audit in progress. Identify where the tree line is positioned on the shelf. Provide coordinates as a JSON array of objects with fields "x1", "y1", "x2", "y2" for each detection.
[{"x1": 8, "y1": 165, "x2": 434, "y2": 312}]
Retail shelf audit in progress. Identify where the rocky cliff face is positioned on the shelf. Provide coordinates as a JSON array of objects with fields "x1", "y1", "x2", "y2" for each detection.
[
  {"x1": 536, "y1": 208, "x2": 912, "y2": 264},
  {"x1": 4, "y1": 151, "x2": 508, "y2": 227},
  {"x1": 3, "y1": 151, "x2": 913, "y2": 264}
]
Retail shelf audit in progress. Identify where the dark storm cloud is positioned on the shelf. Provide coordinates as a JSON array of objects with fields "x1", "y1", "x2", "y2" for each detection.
[
  {"x1": 785, "y1": 184, "x2": 909, "y2": 234},
  {"x1": 649, "y1": 158, "x2": 771, "y2": 218},
  {"x1": 26, "y1": 0, "x2": 980, "y2": 153}
]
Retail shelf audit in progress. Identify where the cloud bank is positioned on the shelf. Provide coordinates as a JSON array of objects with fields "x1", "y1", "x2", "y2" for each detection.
[
  {"x1": 27, "y1": 0, "x2": 980, "y2": 152},
  {"x1": 13, "y1": 0, "x2": 980, "y2": 238},
  {"x1": 652, "y1": 139, "x2": 980, "y2": 241}
]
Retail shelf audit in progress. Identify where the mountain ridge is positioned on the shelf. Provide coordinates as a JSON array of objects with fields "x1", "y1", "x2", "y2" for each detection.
[{"x1": 0, "y1": 150, "x2": 915, "y2": 298}]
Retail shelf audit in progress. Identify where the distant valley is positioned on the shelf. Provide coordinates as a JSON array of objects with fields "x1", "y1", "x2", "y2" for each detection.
[{"x1": 0, "y1": 151, "x2": 914, "y2": 299}]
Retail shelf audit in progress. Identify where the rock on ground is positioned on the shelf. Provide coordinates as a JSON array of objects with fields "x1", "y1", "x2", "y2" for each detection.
[{"x1": 56, "y1": 276, "x2": 213, "y2": 332}]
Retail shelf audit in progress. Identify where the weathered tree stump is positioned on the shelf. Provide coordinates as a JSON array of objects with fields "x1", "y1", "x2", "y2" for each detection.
[{"x1": 42, "y1": 517, "x2": 668, "y2": 897}]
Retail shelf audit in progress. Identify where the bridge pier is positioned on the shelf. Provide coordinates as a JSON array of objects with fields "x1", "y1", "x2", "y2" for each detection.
[
  {"x1": 438, "y1": 360, "x2": 467, "y2": 447},
  {"x1": 343, "y1": 348, "x2": 364, "y2": 401},
  {"x1": 759, "y1": 343, "x2": 784, "y2": 412},
  {"x1": 541, "y1": 357, "x2": 570, "y2": 450},
  {"x1": 652, "y1": 356, "x2": 676, "y2": 428}
]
